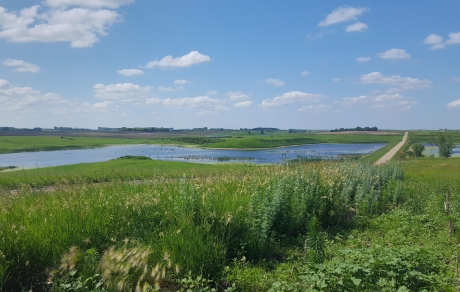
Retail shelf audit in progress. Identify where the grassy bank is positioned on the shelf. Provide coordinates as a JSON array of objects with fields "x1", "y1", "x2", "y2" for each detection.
[
  {"x1": 0, "y1": 160, "x2": 408, "y2": 291},
  {"x1": 0, "y1": 157, "x2": 255, "y2": 191}
]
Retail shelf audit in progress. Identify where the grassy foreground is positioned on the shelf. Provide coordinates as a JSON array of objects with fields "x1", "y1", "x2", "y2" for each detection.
[{"x1": 1, "y1": 160, "x2": 409, "y2": 291}]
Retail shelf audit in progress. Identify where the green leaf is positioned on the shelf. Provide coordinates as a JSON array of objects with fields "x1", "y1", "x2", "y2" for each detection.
[{"x1": 350, "y1": 277, "x2": 362, "y2": 286}]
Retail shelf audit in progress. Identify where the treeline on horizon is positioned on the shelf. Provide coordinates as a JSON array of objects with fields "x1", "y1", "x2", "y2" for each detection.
[{"x1": 330, "y1": 126, "x2": 378, "y2": 132}]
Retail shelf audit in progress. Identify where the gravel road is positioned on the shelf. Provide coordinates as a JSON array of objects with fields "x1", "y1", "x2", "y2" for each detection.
[{"x1": 374, "y1": 131, "x2": 408, "y2": 165}]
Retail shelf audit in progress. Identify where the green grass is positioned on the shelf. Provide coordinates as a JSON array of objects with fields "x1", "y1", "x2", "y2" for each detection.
[
  {"x1": 205, "y1": 133, "x2": 402, "y2": 149},
  {"x1": 0, "y1": 160, "x2": 405, "y2": 291},
  {"x1": 0, "y1": 157, "x2": 256, "y2": 191}
]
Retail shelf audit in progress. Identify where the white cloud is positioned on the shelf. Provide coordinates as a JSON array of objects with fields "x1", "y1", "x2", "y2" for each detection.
[
  {"x1": 260, "y1": 91, "x2": 324, "y2": 107},
  {"x1": 163, "y1": 96, "x2": 220, "y2": 108},
  {"x1": 145, "y1": 97, "x2": 162, "y2": 105},
  {"x1": 145, "y1": 51, "x2": 210, "y2": 69},
  {"x1": 446, "y1": 32, "x2": 460, "y2": 45},
  {"x1": 424, "y1": 34, "x2": 445, "y2": 50},
  {"x1": 298, "y1": 104, "x2": 332, "y2": 113},
  {"x1": 116, "y1": 69, "x2": 144, "y2": 76},
  {"x1": 264, "y1": 78, "x2": 285, "y2": 86},
  {"x1": 45, "y1": 0, "x2": 134, "y2": 8},
  {"x1": 94, "y1": 83, "x2": 152, "y2": 100},
  {"x1": 158, "y1": 86, "x2": 183, "y2": 92},
  {"x1": 301, "y1": 71, "x2": 310, "y2": 76},
  {"x1": 233, "y1": 101, "x2": 253, "y2": 108},
  {"x1": 0, "y1": 5, "x2": 122, "y2": 48},
  {"x1": 318, "y1": 7, "x2": 368, "y2": 27},
  {"x1": 377, "y1": 49, "x2": 410, "y2": 60},
  {"x1": 197, "y1": 105, "x2": 230, "y2": 115},
  {"x1": 339, "y1": 93, "x2": 416, "y2": 110},
  {"x1": 227, "y1": 91, "x2": 248, "y2": 100},
  {"x1": 0, "y1": 79, "x2": 74, "y2": 114},
  {"x1": 206, "y1": 90, "x2": 217, "y2": 95},
  {"x1": 360, "y1": 72, "x2": 432, "y2": 90},
  {"x1": 174, "y1": 79, "x2": 191, "y2": 85},
  {"x1": 450, "y1": 77, "x2": 460, "y2": 82},
  {"x1": 356, "y1": 56, "x2": 370, "y2": 62},
  {"x1": 447, "y1": 99, "x2": 460, "y2": 108},
  {"x1": 346, "y1": 22, "x2": 367, "y2": 32},
  {"x1": 332, "y1": 78, "x2": 342, "y2": 82},
  {"x1": 3, "y1": 59, "x2": 40, "y2": 73},
  {"x1": 91, "y1": 100, "x2": 114, "y2": 109},
  {"x1": 423, "y1": 32, "x2": 460, "y2": 50}
]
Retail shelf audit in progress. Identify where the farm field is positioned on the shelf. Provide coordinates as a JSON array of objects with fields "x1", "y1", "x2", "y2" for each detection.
[{"x1": 0, "y1": 131, "x2": 403, "y2": 154}]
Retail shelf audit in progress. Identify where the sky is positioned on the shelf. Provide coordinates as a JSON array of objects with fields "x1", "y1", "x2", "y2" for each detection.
[{"x1": 0, "y1": 0, "x2": 459, "y2": 130}]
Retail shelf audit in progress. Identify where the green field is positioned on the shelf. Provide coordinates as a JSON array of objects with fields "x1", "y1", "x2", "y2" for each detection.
[{"x1": 0, "y1": 131, "x2": 402, "y2": 154}]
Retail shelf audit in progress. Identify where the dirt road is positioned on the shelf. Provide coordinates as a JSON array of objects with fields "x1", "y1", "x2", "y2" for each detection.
[{"x1": 374, "y1": 131, "x2": 408, "y2": 165}]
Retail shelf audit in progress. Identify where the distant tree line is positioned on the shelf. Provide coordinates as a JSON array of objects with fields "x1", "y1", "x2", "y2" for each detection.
[
  {"x1": 288, "y1": 129, "x2": 308, "y2": 133},
  {"x1": 53, "y1": 127, "x2": 91, "y2": 131},
  {"x1": 331, "y1": 126, "x2": 378, "y2": 132},
  {"x1": 0, "y1": 127, "x2": 42, "y2": 131},
  {"x1": 119, "y1": 127, "x2": 170, "y2": 132},
  {"x1": 252, "y1": 127, "x2": 279, "y2": 132}
]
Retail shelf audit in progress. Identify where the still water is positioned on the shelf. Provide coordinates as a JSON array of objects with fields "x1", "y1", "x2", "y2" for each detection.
[
  {"x1": 423, "y1": 144, "x2": 460, "y2": 157},
  {"x1": 0, "y1": 143, "x2": 386, "y2": 168}
]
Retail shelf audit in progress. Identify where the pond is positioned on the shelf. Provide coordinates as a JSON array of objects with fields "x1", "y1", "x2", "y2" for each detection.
[
  {"x1": 422, "y1": 144, "x2": 460, "y2": 157},
  {"x1": 0, "y1": 143, "x2": 386, "y2": 168}
]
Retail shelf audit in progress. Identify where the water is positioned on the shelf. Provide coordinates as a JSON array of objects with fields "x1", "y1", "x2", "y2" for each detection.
[
  {"x1": 423, "y1": 144, "x2": 460, "y2": 157},
  {"x1": 0, "y1": 143, "x2": 386, "y2": 168}
]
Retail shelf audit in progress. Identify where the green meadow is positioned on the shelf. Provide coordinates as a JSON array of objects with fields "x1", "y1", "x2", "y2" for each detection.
[{"x1": 1, "y1": 131, "x2": 460, "y2": 291}]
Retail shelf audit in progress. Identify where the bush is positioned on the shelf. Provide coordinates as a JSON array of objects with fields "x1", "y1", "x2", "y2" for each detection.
[
  {"x1": 412, "y1": 143, "x2": 425, "y2": 157},
  {"x1": 432, "y1": 131, "x2": 454, "y2": 158}
]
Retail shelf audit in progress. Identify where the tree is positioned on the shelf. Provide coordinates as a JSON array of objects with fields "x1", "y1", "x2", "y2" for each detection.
[
  {"x1": 412, "y1": 143, "x2": 425, "y2": 157},
  {"x1": 432, "y1": 131, "x2": 454, "y2": 158}
]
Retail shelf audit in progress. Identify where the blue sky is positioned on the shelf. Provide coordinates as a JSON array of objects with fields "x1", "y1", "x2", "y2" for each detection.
[{"x1": 0, "y1": 0, "x2": 459, "y2": 130}]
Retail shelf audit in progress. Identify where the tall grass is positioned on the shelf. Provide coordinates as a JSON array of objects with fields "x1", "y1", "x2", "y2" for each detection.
[{"x1": 0, "y1": 161, "x2": 403, "y2": 291}]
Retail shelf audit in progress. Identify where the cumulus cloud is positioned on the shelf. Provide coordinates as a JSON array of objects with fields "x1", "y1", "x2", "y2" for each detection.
[
  {"x1": 206, "y1": 90, "x2": 217, "y2": 95},
  {"x1": 356, "y1": 56, "x2": 370, "y2": 62},
  {"x1": 423, "y1": 32, "x2": 460, "y2": 50},
  {"x1": 145, "y1": 51, "x2": 210, "y2": 69},
  {"x1": 360, "y1": 72, "x2": 432, "y2": 90},
  {"x1": 298, "y1": 104, "x2": 332, "y2": 113},
  {"x1": 93, "y1": 83, "x2": 152, "y2": 101},
  {"x1": 264, "y1": 78, "x2": 285, "y2": 86},
  {"x1": 377, "y1": 49, "x2": 410, "y2": 60},
  {"x1": 158, "y1": 86, "x2": 183, "y2": 92},
  {"x1": 233, "y1": 101, "x2": 253, "y2": 108},
  {"x1": 163, "y1": 96, "x2": 220, "y2": 108},
  {"x1": 91, "y1": 100, "x2": 114, "y2": 109},
  {"x1": 346, "y1": 22, "x2": 367, "y2": 32},
  {"x1": 446, "y1": 32, "x2": 460, "y2": 45},
  {"x1": 0, "y1": 79, "x2": 75, "y2": 114},
  {"x1": 260, "y1": 91, "x2": 324, "y2": 108},
  {"x1": 145, "y1": 97, "x2": 162, "y2": 105},
  {"x1": 117, "y1": 69, "x2": 144, "y2": 76},
  {"x1": 424, "y1": 34, "x2": 445, "y2": 50},
  {"x1": 174, "y1": 79, "x2": 191, "y2": 85},
  {"x1": 301, "y1": 71, "x2": 310, "y2": 76},
  {"x1": 227, "y1": 91, "x2": 248, "y2": 100},
  {"x1": 339, "y1": 93, "x2": 416, "y2": 110},
  {"x1": 44, "y1": 0, "x2": 134, "y2": 8},
  {"x1": 0, "y1": 5, "x2": 123, "y2": 47},
  {"x1": 318, "y1": 7, "x2": 368, "y2": 27},
  {"x1": 447, "y1": 99, "x2": 460, "y2": 108},
  {"x1": 3, "y1": 59, "x2": 40, "y2": 73},
  {"x1": 198, "y1": 105, "x2": 230, "y2": 115}
]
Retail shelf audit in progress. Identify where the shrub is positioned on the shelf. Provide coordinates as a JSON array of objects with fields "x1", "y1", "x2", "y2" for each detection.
[{"x1": 412, "y1": 143, "x2": 425, "y2": 157}]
